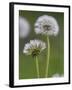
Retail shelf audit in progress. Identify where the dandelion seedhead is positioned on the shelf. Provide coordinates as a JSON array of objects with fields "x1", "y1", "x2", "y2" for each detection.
[
  {"x1": 19, "y1": 16, "x2": 31, "y2": 38},
  {"x1": 23, "y1": 39, "x2": 46, "y2": 57},
  {"x1": 34, "y1": 15, "x2": 59, "y2": 36}
]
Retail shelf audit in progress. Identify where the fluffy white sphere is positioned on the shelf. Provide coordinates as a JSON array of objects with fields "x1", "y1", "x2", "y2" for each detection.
[
  {"x1": 19, "y1": 16, "x2": 30, "y2": 38},
  {"x1": 34, "y1": 15, "x2": 59, "y2": 36}
]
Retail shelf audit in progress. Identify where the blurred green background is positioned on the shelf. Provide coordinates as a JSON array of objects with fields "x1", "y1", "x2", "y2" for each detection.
[{"x1": 19, "y1": 10, "x2": 64, "y2": 79}]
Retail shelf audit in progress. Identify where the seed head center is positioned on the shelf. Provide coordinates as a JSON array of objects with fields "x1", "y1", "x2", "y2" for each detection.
[
  {"x1": 32, "y1": 49, "x2": 40, "y2": 57},
  {"x1": 43, "y1": 25, "x2": 50, "y2": 31}
]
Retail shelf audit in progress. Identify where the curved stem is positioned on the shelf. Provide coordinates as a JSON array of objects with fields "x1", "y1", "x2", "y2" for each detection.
[
  {"x1": 35, "y1": 56, "x2": 40, "y2": 78},
  {"x1": 45, "y1": 36, "x2": 50, "y2": 78}
]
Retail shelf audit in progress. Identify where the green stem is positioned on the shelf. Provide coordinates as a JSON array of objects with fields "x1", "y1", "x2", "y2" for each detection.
[
  {"x1": 45, "y1": 36, "x2": 50, "y2": 78},
  {"x1": 35, "y1": 56, "x2": 40, "y2": 78}
]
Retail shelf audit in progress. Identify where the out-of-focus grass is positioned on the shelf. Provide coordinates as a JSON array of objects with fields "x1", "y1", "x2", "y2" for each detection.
[{"x1": 19, "y1": 11, "x2": 64, "y2": 79}]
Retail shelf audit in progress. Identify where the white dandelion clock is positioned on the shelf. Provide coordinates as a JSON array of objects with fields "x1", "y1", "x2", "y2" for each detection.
[
  {"x1": 23, "y1": 39, "x2": 46, "y2": 78},
  {"x1": 19, "y1": 16, "x2": 30, "y2": 38},
  {"x1": 34, "y1": 15, "x2": 59, "y2": 36},
  {"x1": 34, "y1": 15, "x2": 59, "y2": 78},
  {"x1": 23, "y1": 39, "x2": 46, "y2": 56}
]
